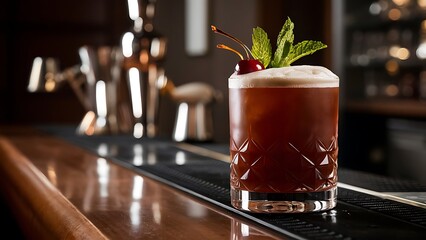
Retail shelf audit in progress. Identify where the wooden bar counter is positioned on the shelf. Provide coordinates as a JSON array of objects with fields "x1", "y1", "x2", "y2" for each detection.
[{"x1": 0, "y1": 126, "x2": 282, "y2": 239}]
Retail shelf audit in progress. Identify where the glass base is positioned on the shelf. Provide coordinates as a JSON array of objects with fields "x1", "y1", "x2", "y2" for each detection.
[{"x1": 231, "y1": 186, "x2": 337, "y2": 213}]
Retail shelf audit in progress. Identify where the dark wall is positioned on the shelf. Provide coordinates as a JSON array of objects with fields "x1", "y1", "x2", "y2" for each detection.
[{"x1": 0, "y1": 0, "x2": 331, "y2": 143}]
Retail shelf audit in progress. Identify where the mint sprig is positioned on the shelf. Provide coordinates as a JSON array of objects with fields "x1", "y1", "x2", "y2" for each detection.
[
  {"x1": 250, "y1": 17, "x2": 327, "y2": 68},
  {"x1": 285, "y1": 40, "x2": 327, "y2": 66},
  {"x1": 251, "y1": 27, "x2": 272, "y2": 68},
  {"x1": 271, "y1": 18, "x2": 294, "y2": 68}
]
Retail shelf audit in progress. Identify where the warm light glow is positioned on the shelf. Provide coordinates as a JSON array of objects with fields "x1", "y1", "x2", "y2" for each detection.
[
  {"x1": 130, "y1": 202, "x2": 141, "y2": 227},
  {"x1": 146, "y1": 3, "x2": 155, "y2": 18},
  {"x1": 175, "y1": 151, "x2": 186, "y2": 165},
  {"x1": 96, "y1": 118, "x2": 106, "y2": 129},
  {"x1": 47, "y1": 163, "x2": 58, "y2": 187},
  {"x1": 133, "y1": 144, "x2": 144, "y2": 166},
  {"x1": 79, "y1": 64, "x2": 89, "y2": 75},
  {"x1": 122, "y1": 32, "x2": 135, "y2": 57},
  {"x1": 132, "y1": 176, "x2": 144, "y2": 200},
  {"x1": 44, "y1": 75, "x2": 56, "y2": 92},
  {"x1": 127, "y1": 0, "x2": 139, "y2": 20},
  {"x1": 419, "y1": 0, "x2": 426, "y2": 8},
  {"x1": 385, "y1": 84, "x2": 399, "y2": 96},
  {"x1": 388, "y1": 8, "x2": 401, "y2": 21},
  {"x1": 97, "y1": 158, "x2": 110, "y2": 198},
  {"x1": 151, "y1": 38, "x2": 161, "y2": 57},
  {"x1": 128, "y1": 67, "x2": 143, "y2": 118},
  {"x1": 389, "y1": 45, "x2": 400, "y2": 57},
  {"x1": 242, "y1": 190, "x2": 249, "y2": 210},
  {"x1": 97, "y1": 143, "x2": 109, "y2": 157},
  {"x1": 139, "y1": 50, "x2": 149, "y2": 65},
  {"x1": 386, "y1": 59, "x2": 399, "y2": 75},
  {"x1": 152, "y1": 202, "x2": 161, "y2": 224},
  {"x1": 96, "y1": 80, "x2": 108, "y2": 118},
  {"x1": 173, "y1": 103, "x2": 188, "y2": 142},
  {"x1": 28, "y1": 57, "x2": 43, "y2": 92},
  {"x1": 416, "y1": 42, "x2": 426, "y2": 59},
  {"x1": 134, "y1": 17, "x2": 143, "y2": 32},
  {"x1": 144, "y1": 23, "x2": 153, "y2": 32},
  {"x1": 396, "y1": 48, "x2": 410, "y2": 60},
  {"x1": 78, "y1": 111, "x2": 96, "y2": 135},
  {"x1": 133, "y1": 123, "x2": 144, "y2": 138},
  {"x1": 156, "y1": 70, "x2": 167, "y2": 90},
  {"x1": 78, "y1": 47, "x2": 95, "y2": 85},
  {"x1": 389, "y1": 45, "x2": 410, "y2": 60},
  {"x1": 392, "y1": 0, "x2": 409, "y2": 6},
  {"x1": 95, "y1": 80, "x2": 107, "y2": 129},
  {"x1": 184, "y1": 201, "x2": 208, "y2": 218},
  {"x1": 241, "y1": 223, "x2": 250, "y2": 237}
]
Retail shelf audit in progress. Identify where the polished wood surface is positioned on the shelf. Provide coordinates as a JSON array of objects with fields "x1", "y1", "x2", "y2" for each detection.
[
  {"x1": 0, "y1": 126, "x2": 283, "y2": 239},
  {"x1": 0, "y1": 136, "x2": 108, "y2": 240}
]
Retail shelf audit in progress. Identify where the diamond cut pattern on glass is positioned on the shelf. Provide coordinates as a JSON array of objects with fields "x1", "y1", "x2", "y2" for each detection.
[{"x1": 230, "y1": 135, "x2": 338, "y2": 193}]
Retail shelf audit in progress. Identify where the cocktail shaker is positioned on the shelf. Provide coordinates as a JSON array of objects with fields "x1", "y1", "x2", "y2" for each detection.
[{"x1": 121, "y1": 0, "x2": 167, "y2": 138}]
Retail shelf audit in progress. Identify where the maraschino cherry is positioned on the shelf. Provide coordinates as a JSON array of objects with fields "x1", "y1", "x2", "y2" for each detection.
[
  {"x1": 235, "y1": 59, "x2": 264, "y2": 74},
  {"x1": 211, "y1": 25, "x2": 264, "y2": 75}
]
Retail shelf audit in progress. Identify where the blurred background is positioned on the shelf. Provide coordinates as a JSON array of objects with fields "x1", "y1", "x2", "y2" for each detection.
[{"x1": 0, "y1": 0, "x2": 425, "y2": 183}]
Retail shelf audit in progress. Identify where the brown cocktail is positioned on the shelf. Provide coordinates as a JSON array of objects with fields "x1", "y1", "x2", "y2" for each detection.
[{"x1": 229, "y1": 65, "x2": 339, "y2": 213}]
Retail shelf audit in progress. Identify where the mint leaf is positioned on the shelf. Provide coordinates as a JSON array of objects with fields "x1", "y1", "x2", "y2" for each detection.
[
  {"x1": 284, "y1": 40, "x2": 327, "y2": 66},
  {"x1": 251, "y1": 27, "x2": 272, "y2": 68},
  {"x1": 271, "y1": 17, "x2": 294, "y2": 68},
  {"x1": 246, "y1": 17, "x2": 327, "y2": 68}
]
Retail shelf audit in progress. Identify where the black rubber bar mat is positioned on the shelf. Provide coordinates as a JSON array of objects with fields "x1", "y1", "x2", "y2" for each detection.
[{"x1": 40, "y1": 126, "x2": 426, "y2": 240}]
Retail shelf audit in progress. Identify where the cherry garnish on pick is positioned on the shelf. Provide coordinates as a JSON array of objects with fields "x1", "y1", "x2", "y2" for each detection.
[
  {"x1": 212, "y1": 25, "x2": 265, "y2": 75},
  {"x1": 236, "y1": 59, "x2": 264, "y2": 75}
]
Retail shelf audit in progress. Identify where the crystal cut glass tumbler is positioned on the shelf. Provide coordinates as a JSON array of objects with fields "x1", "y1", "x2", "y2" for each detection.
[{"x1": 228, "y1": 66, "x2": 339, "y2": 213}]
